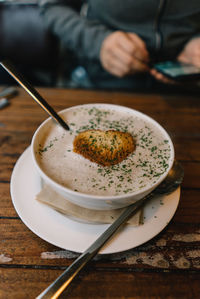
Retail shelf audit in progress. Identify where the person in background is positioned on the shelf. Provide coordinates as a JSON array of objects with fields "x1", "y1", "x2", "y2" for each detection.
[{"x1": 39, "y1": 0, "x2": 200, "y2": 90}]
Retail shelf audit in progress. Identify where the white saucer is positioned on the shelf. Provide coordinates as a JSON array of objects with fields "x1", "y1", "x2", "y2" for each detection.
[{"x1": 10, "y1": 147, "x2": 180, "y2": 254}]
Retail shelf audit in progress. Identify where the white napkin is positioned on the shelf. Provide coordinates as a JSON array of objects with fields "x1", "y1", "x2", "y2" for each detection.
[{"x1": 35, "y1": 184, "x2": 143, "y2": 225}]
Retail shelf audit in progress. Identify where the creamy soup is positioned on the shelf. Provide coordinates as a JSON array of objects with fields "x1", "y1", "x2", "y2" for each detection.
[{"x1": 36, "y1": 106, "x2": 172, "y2": 196}]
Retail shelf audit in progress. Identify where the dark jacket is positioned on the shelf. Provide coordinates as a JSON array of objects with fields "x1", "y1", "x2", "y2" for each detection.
[{"x1": 39, "y1": 0, "x2": 200, "y2": 88}]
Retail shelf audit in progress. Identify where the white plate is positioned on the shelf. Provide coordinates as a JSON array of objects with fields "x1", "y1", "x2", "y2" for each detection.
[{"x1": 10, "y1": 147, "x2": 180, "y2": 254}]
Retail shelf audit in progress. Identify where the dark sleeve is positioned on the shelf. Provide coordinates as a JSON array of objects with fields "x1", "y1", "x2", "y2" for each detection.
[{"x1": 38, "y1": 0, "x2": 113, "y2": 61}]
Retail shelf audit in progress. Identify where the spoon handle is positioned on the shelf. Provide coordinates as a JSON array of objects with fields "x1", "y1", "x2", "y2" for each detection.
[
  {"x1": 36, "y1": 194, "x2": 151, "y2": 299},
  {"x1": 0, "y1": 60, "x2": 69, "y2": 131}
]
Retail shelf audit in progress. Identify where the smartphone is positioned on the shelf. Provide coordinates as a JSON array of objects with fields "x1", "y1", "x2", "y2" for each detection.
[{"x1": 153, "y1": 61, "x2": 200, "y2": 81}]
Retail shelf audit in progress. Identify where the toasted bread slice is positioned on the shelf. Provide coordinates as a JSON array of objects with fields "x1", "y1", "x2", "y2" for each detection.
[{"x1": 73, "y1": 130, "x2": 135, "y2": 166}]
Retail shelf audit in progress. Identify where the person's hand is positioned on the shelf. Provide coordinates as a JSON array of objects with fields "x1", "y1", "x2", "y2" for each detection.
[
  {"x1": 150, "y1": 69, "x2": 175, "y2": 85},
  {"x1": 177, "y1": 37, "x2": 200, "y2": 67},
  {"x1": 100, "y1": 31, "x2": 149, "y2": 77},
  {"x1": 151, "y1": 37, "x2": 200, "y2": 85}
]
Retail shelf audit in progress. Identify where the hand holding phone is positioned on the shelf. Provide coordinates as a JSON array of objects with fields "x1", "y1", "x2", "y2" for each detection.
[{"x1": 153, "y1": 61, "x2": 200, "y2": 81}]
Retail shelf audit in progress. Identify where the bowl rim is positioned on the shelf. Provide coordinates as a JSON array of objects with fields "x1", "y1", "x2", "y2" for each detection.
[{"x1": 31, "y1": 103, "x2": 175, "y2": 200}]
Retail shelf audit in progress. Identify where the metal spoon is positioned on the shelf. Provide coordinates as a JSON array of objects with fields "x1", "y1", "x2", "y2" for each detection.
[
  {"x1": 0, "y1": 60, "x2": 70, "y2": 131},
  {"x1": 37, "y1": 160, "x2": 184, "y2": 299}
]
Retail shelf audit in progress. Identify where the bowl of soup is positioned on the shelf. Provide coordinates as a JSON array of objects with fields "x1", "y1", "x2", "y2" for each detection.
[{"x1": 31, "y1": 103, "x2": 174, "y2": 210}]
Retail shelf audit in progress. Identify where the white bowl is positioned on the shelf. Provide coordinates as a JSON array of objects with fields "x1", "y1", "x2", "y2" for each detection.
[{"x1": 31, "y1": 104, "x2": 174, "y2": 210}]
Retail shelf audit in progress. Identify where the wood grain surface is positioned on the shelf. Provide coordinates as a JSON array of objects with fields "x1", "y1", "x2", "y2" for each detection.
[{"x1": 0, "y1": 87, "x2": 200, "y2": 298}]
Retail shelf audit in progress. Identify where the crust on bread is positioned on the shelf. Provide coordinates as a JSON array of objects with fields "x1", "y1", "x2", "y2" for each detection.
[{"x1": 73, "y1": 130, "x2": 135, "y2": 166}]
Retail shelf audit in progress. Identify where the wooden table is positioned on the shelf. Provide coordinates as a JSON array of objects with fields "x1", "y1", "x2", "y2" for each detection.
[{"x1": 0, "y1": 87, "x2": 200, "y2": 298}]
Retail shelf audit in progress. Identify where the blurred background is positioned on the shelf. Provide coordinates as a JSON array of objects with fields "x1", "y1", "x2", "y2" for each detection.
[
  {"x1": 0, "y1": 0, "x2": 77, "y2": 87},
  {"x1": 1, "y1": 0, "x2": 200, "y2": 93}
]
